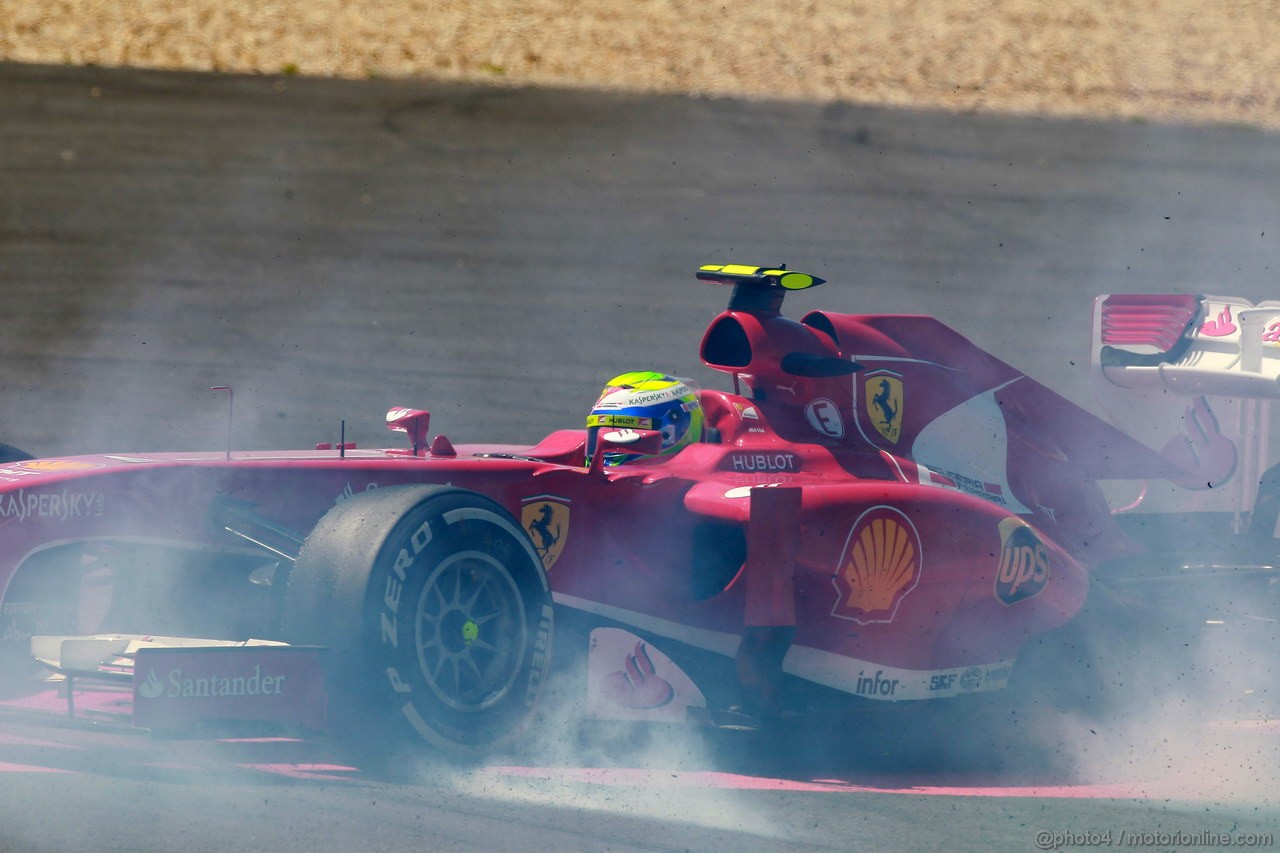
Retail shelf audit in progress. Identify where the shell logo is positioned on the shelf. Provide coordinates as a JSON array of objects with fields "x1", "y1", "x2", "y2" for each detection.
[
  {"x1": 831, "y1": 506, "x2": 922, "y2": 624},
  {"x1": 15, "y1": 459, "x2": 102, "y2": 472}
]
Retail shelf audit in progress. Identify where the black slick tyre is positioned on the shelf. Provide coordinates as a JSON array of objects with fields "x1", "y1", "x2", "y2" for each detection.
[{"x1": 282, "y1": 485, "x2": 553, "y2": 759}]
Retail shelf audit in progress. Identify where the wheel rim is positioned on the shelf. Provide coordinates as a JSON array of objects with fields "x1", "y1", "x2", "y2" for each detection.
[{"x1": 415, "y1": 551, "x2": 528, "y2": 712}]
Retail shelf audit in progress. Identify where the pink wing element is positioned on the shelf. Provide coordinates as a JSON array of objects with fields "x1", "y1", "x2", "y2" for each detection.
[
  {"x1": 1099, "y1": 294, "x2": 1200, "y2": 350},
  {"x1": 1161, "y1": 397, "x2": 1237, "y2": 490},
  {"x1": 1199, "y1": 305, "x2": 1238, "y2": 338},
  {"x1": 601, "y1": 642, "x2": 675, "y2": 709}
]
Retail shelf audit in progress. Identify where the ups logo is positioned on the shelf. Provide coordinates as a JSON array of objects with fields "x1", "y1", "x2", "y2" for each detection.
[{"x1": 993, "y1": 517, "x2": 1050, "y2": 605}]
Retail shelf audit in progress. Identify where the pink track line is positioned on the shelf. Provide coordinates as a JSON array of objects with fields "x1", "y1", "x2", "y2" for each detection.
[
  {"x1": 0, "y1": 761, "x2": 69, "y2": 773},
  {"x1": 485, "y1": 766, "x2": 1158, "y2": 799},
  {"x1": 236, "y1": 763, "x2": 362, "y2": 782}
]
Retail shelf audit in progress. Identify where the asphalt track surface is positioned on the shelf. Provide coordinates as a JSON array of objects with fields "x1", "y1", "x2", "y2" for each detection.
[{"x1": 2, "y1": 62, "x2": 1280, "y2": 851}]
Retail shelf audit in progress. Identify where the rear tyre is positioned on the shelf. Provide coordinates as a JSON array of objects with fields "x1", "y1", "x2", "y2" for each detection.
[{"x1": 282, "y1": 485, "x2": 553, "y2": 760}]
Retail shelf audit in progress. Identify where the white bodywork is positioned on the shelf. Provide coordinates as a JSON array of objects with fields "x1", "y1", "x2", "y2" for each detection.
[
  {"x1": 1091, "y1": 294, "x2": 1280, "y2": 522},
  {"x1": 32, "y1": 634, "x2": 288, "y2": 680}
]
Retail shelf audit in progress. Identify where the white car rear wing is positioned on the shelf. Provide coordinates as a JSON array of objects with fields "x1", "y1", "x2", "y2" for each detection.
[
  {"x1": 1091, "y1": 294, "x2": 1280, "y2": 520},
  {"x1": 1094, "y1": 295, "x2": 1280, "y2": 397}
]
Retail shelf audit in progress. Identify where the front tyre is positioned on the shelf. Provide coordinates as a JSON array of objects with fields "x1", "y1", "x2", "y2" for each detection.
[{"x1": 282, "y1": 485, "x2": 553, "y2": 758}]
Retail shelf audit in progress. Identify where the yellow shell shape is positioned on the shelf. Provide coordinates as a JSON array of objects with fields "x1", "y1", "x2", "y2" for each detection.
[{"x1": 841, "y1": 517, "x2": 918, "y2": 612}]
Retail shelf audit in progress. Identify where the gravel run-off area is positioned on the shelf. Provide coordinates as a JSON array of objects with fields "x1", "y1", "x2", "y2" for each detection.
[{"x1": 3, "y1": 1, "x2": 1280, "y2": 129}]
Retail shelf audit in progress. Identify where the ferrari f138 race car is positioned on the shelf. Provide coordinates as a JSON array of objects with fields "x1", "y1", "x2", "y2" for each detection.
[{"x1": 0, "y1": 266, "x2": 1275, "y2": 755}]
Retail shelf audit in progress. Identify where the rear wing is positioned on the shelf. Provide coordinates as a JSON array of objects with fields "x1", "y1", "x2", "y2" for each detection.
[
  {"x1": 1091, "y1": 294, "x2": 1280, "y2": 519},
  {"x1": 1094, "y1": 295, "x2": 1280, "y2": 397}
]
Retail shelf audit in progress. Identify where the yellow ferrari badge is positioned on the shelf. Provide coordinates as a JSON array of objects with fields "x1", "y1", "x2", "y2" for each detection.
[
  {"x1": 521, "y1": 496, "x2": 571, "y2": 571},
  {"x1": 865, "y1": 372, "x2": 903, "y2": 444}
]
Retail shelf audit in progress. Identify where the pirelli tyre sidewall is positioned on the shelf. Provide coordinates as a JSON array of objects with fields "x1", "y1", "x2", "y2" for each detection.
[{"x1": 287, "y1": 485, "x2": 553, "y2": 757}]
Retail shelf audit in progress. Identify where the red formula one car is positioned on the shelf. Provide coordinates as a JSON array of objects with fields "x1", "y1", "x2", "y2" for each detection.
[{"x1": 0, "y1": 267, "x2": 1275, "y2": 754}]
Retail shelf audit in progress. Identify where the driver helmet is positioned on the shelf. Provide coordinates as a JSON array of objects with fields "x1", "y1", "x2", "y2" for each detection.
[{"x1": 586, "y1": 372, "x2": 703, "y2": 466}]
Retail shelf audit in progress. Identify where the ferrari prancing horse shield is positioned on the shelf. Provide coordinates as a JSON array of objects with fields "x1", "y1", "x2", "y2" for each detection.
[
  {"x1": 521, "y1": 496, "x2": 571, "y2": 570},
  {"x1": 864, "y1": 372, "x2": 903, "y2": 444}
]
